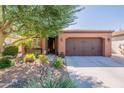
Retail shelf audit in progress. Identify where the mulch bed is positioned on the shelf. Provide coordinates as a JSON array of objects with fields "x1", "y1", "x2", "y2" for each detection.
[{"x1": 0, "y1": 62, "x2": 68, "y2": 88}]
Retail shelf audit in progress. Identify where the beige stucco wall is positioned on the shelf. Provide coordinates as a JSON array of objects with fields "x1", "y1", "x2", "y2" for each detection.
[
  {"x1": 112, "y1": 36, "x2": 124, "y2": 54},
  {"x1": 58, "y1": 31, "x2": 112, "y2": 57}
]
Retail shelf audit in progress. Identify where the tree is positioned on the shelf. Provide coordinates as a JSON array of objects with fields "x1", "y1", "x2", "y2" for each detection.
[{"x1": 0, "y1": 5, "x2": 81, "y2": 53}]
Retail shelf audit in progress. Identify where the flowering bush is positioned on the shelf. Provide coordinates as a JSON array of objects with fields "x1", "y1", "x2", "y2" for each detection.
[
  {"x1": 39, "y1": 54, "x2": 49, "y2": 64},
  {"x1": 24, "y1": 53, "x2": 36, "y2": 62}
]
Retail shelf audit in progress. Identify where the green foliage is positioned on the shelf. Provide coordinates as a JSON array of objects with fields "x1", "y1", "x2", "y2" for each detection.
[
  {"x1": 25, "y1": 70, "x2": 75, "y2": 88},
  {"x1": 2, "y1": 46, "x2": 18, "y2": 56},
  {"x1": 41, "y1": 77, "x2": 75, "y2": 88},
  {"x1": 0, "y1": 5, "x2": 81, "y2": 54},
  {"x1": 39, "y1": 54, "x2": 49, "y2": 64},
  {"x1": 11, "y1": 60, "x2": 16, "y2": 66},
  {"x1": 2, "y1": 5, "x2": 81, "y2": 37},
  {"x1": 24, "y1": 53, "x2": 36, "y2": 62},
  {"x1": 53, "y1": 56, "x2": 63, "y2": 68},
  {"x1": 26, "y1": 77, "x2": 75, "y2": 88},
  {"x1": 0, "y1": 57, "x2": 12, "y2": 68}
]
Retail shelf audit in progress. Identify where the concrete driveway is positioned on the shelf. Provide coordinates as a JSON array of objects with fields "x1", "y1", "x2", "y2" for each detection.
[{"x1": 65, "y1": 56, "x2": 124, "y2": 88}]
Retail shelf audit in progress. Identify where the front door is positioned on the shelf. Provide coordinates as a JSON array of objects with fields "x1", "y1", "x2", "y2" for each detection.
[{"x1": 47, "y1": 37, "x2": 55, "y2": 54}]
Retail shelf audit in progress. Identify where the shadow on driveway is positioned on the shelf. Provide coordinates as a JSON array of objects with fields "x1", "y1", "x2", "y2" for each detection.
[{"x1": 69, "y1": 72, "x2": 109, "y2": 88}]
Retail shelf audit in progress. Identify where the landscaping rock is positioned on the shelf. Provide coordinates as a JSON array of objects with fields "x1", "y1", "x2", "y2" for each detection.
[
  {"x1": 6, "y1": 79, "x2": 27, "y2": 88},
  {"x1": 0, "y1": 61, "x2": 65, "y2": 88}
]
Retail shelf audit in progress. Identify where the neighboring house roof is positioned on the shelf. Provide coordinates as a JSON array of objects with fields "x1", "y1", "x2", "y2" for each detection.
[
  {"x1": 62, "y1": 29, "x2": 113, "y2": 33},
  {"x1": 112, "y1": 30, "x2": 124, "y2": 37}
]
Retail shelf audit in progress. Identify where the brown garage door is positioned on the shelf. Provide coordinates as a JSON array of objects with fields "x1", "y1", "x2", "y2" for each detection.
[{"x1": 66, "y1": 38, "x2": 102, "y2": 56}]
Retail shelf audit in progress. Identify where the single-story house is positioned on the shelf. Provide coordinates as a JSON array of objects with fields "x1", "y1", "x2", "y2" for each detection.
[
  {"x1": 38, "y1": 30, "x2": 112, "y2": 57},
  {"x1": 112, "y1": 30, "x2": 124, "y2": 55}
]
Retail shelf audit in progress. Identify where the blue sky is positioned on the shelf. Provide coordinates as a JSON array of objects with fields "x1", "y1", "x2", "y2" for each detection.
[{"x1": 65, "y1": 5, "x2": 124, "y2": 30}]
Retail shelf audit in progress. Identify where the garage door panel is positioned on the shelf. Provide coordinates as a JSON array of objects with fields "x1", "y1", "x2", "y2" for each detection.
[{"x1": 66, "y1": 38, "x2": 102, "y2": 56}]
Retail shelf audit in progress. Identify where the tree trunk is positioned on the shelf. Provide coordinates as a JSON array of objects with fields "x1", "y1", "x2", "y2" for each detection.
[{"x1": 0, "y1": 31, "x2": 7, "y2": 53}]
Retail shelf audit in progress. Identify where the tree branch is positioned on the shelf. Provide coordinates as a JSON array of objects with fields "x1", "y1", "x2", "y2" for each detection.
[
  {"x1": 9, "y1": 36, "x2": 40, "y2": 46},
  {"x1": 0, "y1": 20, "x2": 12, "y2": 34}
]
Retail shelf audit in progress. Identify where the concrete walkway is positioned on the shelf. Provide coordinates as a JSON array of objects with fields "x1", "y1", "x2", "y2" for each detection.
[
  {"x1": 47, "y1": 54, "x2": 55, "y2": 62},
  {"x1": 65, "y1": 56, "x2": 124, "y2": 88}
]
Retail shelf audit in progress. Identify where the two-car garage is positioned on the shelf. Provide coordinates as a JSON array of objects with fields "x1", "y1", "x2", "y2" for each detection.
[
  {"x1": 57, "y1": 30, "x2": 112, "y2": 57},
  {"x1": 66, "y1": 38, "x2": 103, "y2": 56}
]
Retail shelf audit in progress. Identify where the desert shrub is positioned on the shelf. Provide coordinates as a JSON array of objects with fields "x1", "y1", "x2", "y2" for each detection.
[
  {"x1": 26, "y1": 77, "x2": 75, "y2": 88},
  {"x1": 3, "y1": 46, "x2": 18, "y2": 56},
  {"x1": 0, "y1": 57, "x2": 12, "y2": 68},
  {"x1": 11, "y1": 60, "x2": 16, "y2": 66},
  {"x1": 53, "y1": 56, "x2": 63, "y2": 68},
  {"x1": 24, "y1": 53, "x2": 36, "y2": 62},
  {"x1": 39, "y1": 54, "x2": 49, "y2": 64},
  {"x1": 25, "y1": 70, "x2": 75, "y2": 88}
]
